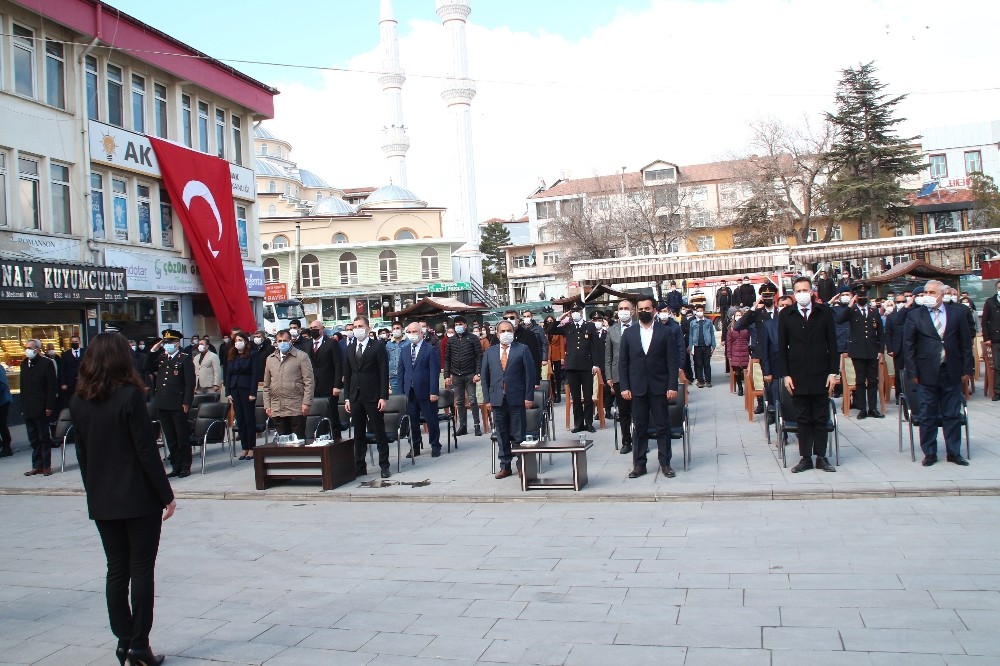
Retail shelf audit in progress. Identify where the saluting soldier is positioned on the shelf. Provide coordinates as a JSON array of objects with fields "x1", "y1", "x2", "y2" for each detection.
[
  {"x1": 553, "y1": 305, "x2": 601, "y2": 433},
  {"x1": 836, "y1": 284, "x2": 885, "y2": 419},
  {"x1": 145, "y1": 328, "x2": 195, "y2": 477}
]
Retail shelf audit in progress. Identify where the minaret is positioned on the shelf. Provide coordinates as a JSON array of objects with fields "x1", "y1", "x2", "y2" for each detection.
[
  {"x1": 379, "y1": 0, "x2": 409, "y2": 187},
  {"x1": 436, "y1": 0, "x2": 483, "y2": 286}
]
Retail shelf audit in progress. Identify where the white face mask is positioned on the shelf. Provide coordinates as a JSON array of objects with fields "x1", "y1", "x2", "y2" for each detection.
[
  {"x1": 571, "y1": 312, "x2": 582, "y2": 322},
  {"x1": 593, "y1": 321, "x2": 604, "y2": 331},
  {"x1": 917, "y1": 295, "x2": 938, "y2": 308},
  {"x1": 130, "y1": 344, "x2": 137, "y2": 351},
  {"x1": 499, "y1": 331, "x2": 515, "y2": 345},
  {"x1": 290, "y1": 328, "x2": 300, "y2": 338},
  {"x1": 446, "y1": 332, "x2": 455, "y2": 338},
  {"x1": 884, "y1": 305, "x2": 895, "y2": 313},
  {"x1": 392, "y1": 329, "x2": 403, "y2": 338},
  {"x1": 406, "y1": 332, "x2": 420, "y2": 344},
  {"x1": 253, "y1": 337, "x2": 263, "y2": 345},
  {"x1": 198, "y1": 344, "x2": 207, "y2": 353},
  {"x1": 353, "y1": 328, "x2": 368, "y2": 340},
  {"x1": 658, "y1": 312, "x2": 670, "y2": 321},
  {"x1": 379, "y1": 334, "x2": 389, "y2": 340},
  {"x1": 522, "y1": 316, "x2": 532, "y2": 324},
  {"x1": 235, "y1": 341, "x2": 246, "y2": 351},
  {"x1": 617, "y1": 310, "x2": 632, "y2": 323},
  {"x1": 694, "y1": 311, "x2": 704, "y2": 319},
  {"x1": 943, "y1": 294, "x2": 957, "y2": 303},
  {"x1": 794, "y1": 292, "x2": 812, "y2": 307},
  {"x1": 840, "y1": 296, "x2": 851, "y2": 304},
  {"x1": 25, "y1": 348, "x2": 37, "y2": 359}
]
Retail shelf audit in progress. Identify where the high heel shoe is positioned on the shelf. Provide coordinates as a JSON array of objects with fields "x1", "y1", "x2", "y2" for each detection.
[{"x1": 127, "y1": 647, "x2": 165, "y2": 665}]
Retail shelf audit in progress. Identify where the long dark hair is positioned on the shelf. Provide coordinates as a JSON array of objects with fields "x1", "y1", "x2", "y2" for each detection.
[
  {"x1": 76, "y1": 332, "x2": 145, "y2": 402},
  {"x1": 228, "y1": 332, "x2": 251, "y2": 362}
]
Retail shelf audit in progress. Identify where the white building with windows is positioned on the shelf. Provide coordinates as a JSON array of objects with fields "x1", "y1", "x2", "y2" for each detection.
[
  {"x1": 920, "y1": 120, "x2": 1000, "y2": 189},
  {"x1": 0, "y1": 0, "x2": 276, "y2": 358}
]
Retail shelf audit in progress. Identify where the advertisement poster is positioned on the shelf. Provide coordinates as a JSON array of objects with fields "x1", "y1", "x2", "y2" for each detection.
[
  {"x1": 113, "y1": 195, "x2": 128, "y2": 241},
  {"x1": 237, "y1": 216, "x2": 248, "y2": 259},
  {"x1": 91, "y1": 192, "x2": 105, "y2": 240},
  {"x1": 160, "y1": 202, "x2": 173, "y2": 247},
  {"x1": 138, "y1": 201, "x2": 152, "y2": 244}
]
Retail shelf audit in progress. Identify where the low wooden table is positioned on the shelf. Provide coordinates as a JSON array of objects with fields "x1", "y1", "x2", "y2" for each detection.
[
  {"x1": 511, "y1": 439, "x2": 593, "y2": 491},
  {"x1": 253, "y1": 438, "x2": 356, "y2": 491}
]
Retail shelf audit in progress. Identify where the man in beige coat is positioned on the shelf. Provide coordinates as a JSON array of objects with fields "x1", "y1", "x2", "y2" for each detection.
[
  {"x1": 263, "y1": 329, "x2": 314, "y2": 438},
  {"x1": 192, "y1": 341, "x2": 223, "y2": 395}
]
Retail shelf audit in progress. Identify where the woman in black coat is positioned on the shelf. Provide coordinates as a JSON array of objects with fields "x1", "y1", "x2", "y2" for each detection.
[
  {"x1": 226, "y1": 332, "x2": 260, "y2": 459},
  {"x1": 70, "y1": 333, "x2": 175, "y2": 666}
]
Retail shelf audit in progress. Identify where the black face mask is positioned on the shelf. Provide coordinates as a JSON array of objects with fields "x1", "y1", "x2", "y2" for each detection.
[
  {"x1": 310, "y1": 328, "x2": 322, "y2": 339},
  {"x1": 71, "y1": 342, "x2": 80, "y2": 349},
  {"x1": 857, "y1": 297, "x2": 868, "y2": 306},
  {"x1": 637, "y1": 311, "x2": 654, "y2": 324}
]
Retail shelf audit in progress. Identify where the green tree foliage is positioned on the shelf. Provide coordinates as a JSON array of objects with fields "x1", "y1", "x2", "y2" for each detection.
[
  {"x1": 825, "y1": 62, "x2": 922, "y2": 237},
  {"x1": 969, "y1": 172, "x2": 1000, "y2": 229},
  {"x1": 479, "y1": 220, "x2": 512, "y2": 289}
]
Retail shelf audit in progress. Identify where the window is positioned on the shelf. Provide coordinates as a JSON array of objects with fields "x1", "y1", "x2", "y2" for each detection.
[
  {"x1": 395, "y1": 229, "x2": 415, "y2": 240},
  {"x1": 535, "y1": 201, "x2": 556, "y2": 219},
  {"x1": 929, "y1": 154, "x2": 947, "y2": 179},
  {"x1": 236, "y1": 205, "x2": 248, "y2": 258},
  {"x1": 13, "y1": 24, "x2": 35, "y2": 98},
  {"x1": 594, "y1": 196, "x2": 610, "y2": 211},
  {"x1": 929, "y1": 211, "x2": 959, "y2": 234},
  {"x1": 153, "y1": 84, "x2": 167, "y2": 138},
  {"x1": 18, "y1": 157, "x2": 40, "y2": 230},
  {"x1": 668, "y1": 239, "x2": 680, "y2": 253},
  {"x1": 561, "y1": 198, "x2": 581, "y2": 218},
  {"x1": 45, "y1": 40, "x2": 65, "y2": 109},
  {"x1": 695, "y1": 235, "x2": 715, "y2": 251},
  {"x1": 689, "y1": 186, "x2": 708, "y2": 202},
  {"x1": 159, "y1": 188, "x2": 173, "y2": 247},
  {"x1": 690, "y1": 210, "x2": 713, "y2": 227},
  {"x1": 513, "y1": 254, "x2": 530, "y2": 269},
  {"x1": 107, "y1": 65, "x2": 124, "y2": 127},
  {"x1": 0, "y1": 153, "x2": 8, "y2": 226},
  {"x1": 644, "y1": 168, "x2": 675, "y2": 182},
  {"x1": 50, "y1": 164, "x2": 71, "y2": 234},
  {"x1": 267, "y1": 204, "x2": 277, "y2": 215},
  {"x1": 300, "y1": 254, "x2": 320, "y2": 288},
  {"x1": 231, "y1": 115, "x2": 242, "y2": 165},
  {"x1": 379, "y1": 250, "x2": 398, "y2": 282},
  {"x1": 263, "y1": 258, "x2": 280, "y2": 283},
  {"x1": 806, "y1": 228, "x2": 819, "y2": 242},
  {"x1": 131, "y1": 75, "x2": 145, "y2": 132},
  {"x1": 284, "y1": 183, "x2": 291, "y2": 196},
  {"x1": 831, "y1": 225, "x2": 843, "y2": 241},
  {"x1": 421, "y1": 247, "x2": 439, "y2": 279},
  {"x1": 260, "y1": 143, "x2": 268, "y2": 156},
  {"x1": 85, "y1": 56, "x2": 99, "y2": 120},
  {"x1": 633, "y1": 245, "x2": 651, "y2": 256},
  {"x1": 542, "y1": 251, "x2": 561, "y2": 266},
  {"x1": 181, "y1": 95, "x2": 193, "y2": 147},
  {"x1": 268, "y1": 180, "x2": 277, "y2": 193},
  {"x1": 272, "y1": 234, "x2": 289, "y2": 249},
  {"x1": 197, "y1": 101, "x2": 209, "y2": 152},
  {"x1": 132, "y1": 183, "x2": 151, "y2": 243},
  {"x1": 654, "y1": 187, "x2": 678, "y2": 209},
  {"x1": 215, "y1": 109, "x2": 226, "y2": 159},
  {"x1": 332, "y1": 232, "x2": 348, "y2": 243},
  {"x1": 91, "y1": 173, "x2": 106, "y2": 239},
  {"x1": 965, "y1": 150, "x2": 982, "y2": 175},
  {"x1": 339, "y1": 252, "x2": 358, "y2": 285},
  {"x1": 112, "y1": 178, "x2": 128, "y2": 241}
]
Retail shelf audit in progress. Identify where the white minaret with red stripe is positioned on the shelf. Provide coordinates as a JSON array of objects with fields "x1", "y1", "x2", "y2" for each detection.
[{"x1": 379, "y1": 0, "x2": 409, "y2": 187}]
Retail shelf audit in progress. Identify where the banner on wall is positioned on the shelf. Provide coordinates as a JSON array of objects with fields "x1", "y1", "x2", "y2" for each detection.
[{"x1": 148, "y1": 138, "x2": 256, "y2": 333}]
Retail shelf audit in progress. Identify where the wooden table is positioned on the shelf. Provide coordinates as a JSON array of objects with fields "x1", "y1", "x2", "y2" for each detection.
[
  {"x1": 511, "y1": 439, "x2": 593, "y2": 491},
  {"x1": 253, "y1": 438, "x2": 356, "y2": 491}
]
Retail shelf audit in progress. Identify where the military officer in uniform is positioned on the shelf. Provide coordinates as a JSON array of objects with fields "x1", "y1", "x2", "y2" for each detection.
[
  {"x1": 836, "y1": 284, "x2": 885, "y2": 419},
  {"x1": 145, "y1": 329, "x2": 195, "y2": 477},
  {"x1": 554, "y1": 305, "x2": 601, "y2": 433}
]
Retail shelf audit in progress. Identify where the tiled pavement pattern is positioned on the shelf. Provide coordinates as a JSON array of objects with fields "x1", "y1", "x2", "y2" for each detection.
[{"x1": 1, "y1": 495, "x2": 1000, "y2": 665}]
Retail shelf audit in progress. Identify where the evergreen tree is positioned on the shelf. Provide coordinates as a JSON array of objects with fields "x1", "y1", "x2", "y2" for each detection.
[
  {"x1": 825, "y1": 61, "x2": 922, "y2": 238},
  {"x1": 478, "y1": 220, "x2": 512, "y2": 289},
  {"x1": 969, "y1": 172, "x2": 1000, "y2": 229}
]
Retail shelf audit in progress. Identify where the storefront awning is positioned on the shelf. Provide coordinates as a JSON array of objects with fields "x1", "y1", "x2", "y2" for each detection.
[
  {"x1": 789, "y1": 229, "x2": 1000, "y2": 263},
  {"x1": 864, "y1": 258, "x2": 969, "y2": 283},
  {"x1": 571, "y1": 246, "x2": 790, "y2": 284},
  {"x1": 391, "y1": 297, "x2": 486, "y2": 319}
]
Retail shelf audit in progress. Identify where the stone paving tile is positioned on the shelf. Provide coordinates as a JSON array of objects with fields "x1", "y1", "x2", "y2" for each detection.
[
  {"x1": 563, "y1": 643, "x2": 686, "y2": 665},
  {"x1": 683, "y1": 647, "x2": 773, "y2": 666},
  {"x1": 359, "y1": 631, "x2": 435, "y2": 657},
  {"x1": 262, "y1": 647, "x2": 376, "y2": 666}
]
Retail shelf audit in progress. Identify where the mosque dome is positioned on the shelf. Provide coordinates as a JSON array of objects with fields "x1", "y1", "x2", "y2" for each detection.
[
  {"x1": 359, "y1": 184, "x2": 427, "y2": 209},
  {"x1": 312, "y1": 195, "x2": 357, "y2": 216},
  {"x1": 299, "y1": 169, "x2": 331, "y2": 189}
]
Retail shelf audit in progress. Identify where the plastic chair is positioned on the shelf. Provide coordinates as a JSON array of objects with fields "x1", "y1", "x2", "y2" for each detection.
[
  {"x1": 305, "y1": 397, "x2": 332, "y2": 443},
  {"x1": 188, "y1": 401, "x2": 229, "y2": 473},
  {"x1": 188, "y1": 392, "x2": 221, "y2": 432},
  {"x1": 898, "y1": 369, "x2": 970, "y2": 462},
  {"x1": 373, "y1": 394, "x2": 411, "y2": 472},
  {"x1": 54, "y1": 409, "x2": 75, "y2": 472},
  {"x1": 776, "y1": 381, "x2": 840, "y2": 468},
  {"x1": 435, "y1": 388, "x2": 458, "y2": 452}
]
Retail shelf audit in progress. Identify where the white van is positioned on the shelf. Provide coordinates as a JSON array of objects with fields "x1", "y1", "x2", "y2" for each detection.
[{"x1": 262, "y1": 299, "x2": 305, "y2": 338}]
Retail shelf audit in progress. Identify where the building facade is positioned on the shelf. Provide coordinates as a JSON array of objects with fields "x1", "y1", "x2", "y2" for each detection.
[
  {"x1": 919, "y1": 120, "x2": 1000, "y2": 190},
  {"x1": 0, "y1": 0, "x2": 275, "y2": 391}
]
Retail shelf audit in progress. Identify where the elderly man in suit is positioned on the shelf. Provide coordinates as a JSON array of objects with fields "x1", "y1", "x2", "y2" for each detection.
[
  {"x1": 605, "y1": 299, "x2": 635, "y2": 455},
  {"x1": 342, "y1": 316, "x2": 390, "y2": 478},
  {"x1": 619, "y1": 296, "x2": 681, "y2": 479},
  {"x1": 481, "y1": 320, "x2": 535, "y2": 479},
  {"x1": 778, "y1": 277, "x2": 841, "y2": 473},
  {"x1": 903, "y1": 280, "x2": 974, "y2": 467},
  {"x1": 398, "y1": 320, "x2": 442, "y2": 458}
]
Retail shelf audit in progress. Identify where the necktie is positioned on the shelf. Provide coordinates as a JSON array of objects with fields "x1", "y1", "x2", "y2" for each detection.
[
  {"x1": 801, "y1": 308, "x2": 809, "y2": 321},
  {"x1": 314, "y1": 340, "x2": 320, "y2": 353},
  {"x1": 411, "y1": 343, "x2": 418, "y2": 366},
  {"x1": 932, "y1": 309, "x2": 945, "y2": 337},
  {"x1": 501, "y1": 345, "x2": 508, "y2": 370},
  {"x1": 74, "y1": 350, "x2": 79, "y2": 358},
  {"x1": 356, "y1": 342, "x2": 363, "y2": 362}
]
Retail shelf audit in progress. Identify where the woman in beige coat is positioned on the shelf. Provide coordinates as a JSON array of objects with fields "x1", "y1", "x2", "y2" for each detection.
[{"x1": 191, "y1": 342, "x2": 222, "y2": 394}]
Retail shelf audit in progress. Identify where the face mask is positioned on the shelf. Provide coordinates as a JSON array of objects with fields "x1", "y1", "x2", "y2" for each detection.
[
  {"x1": 290, "y1": 328, "x2": 300, "y2": 338},
  {"x1": 26, "y1": 349, "x2": 37, "y2": 359},
  {"x1": 840, "y1": 296, "x2": 851, "y2": 304},
  {"x1": 943, "y1": 295, "x2": 957, "y2": 303},
  {"x1": 884, "y1": 305, "x2": 895, "y2": 313},
  {"x1": 571, "y1": 312, "x2": 582, "y2": 322},
  {"x1": 353, "y1": 328, "x2": 368, "y2": 340},
  {"x1": 253, "y1": 337, "x2": 263, "y2": 345},
  {"x1": 71, "y1": 342, "x2": 80, "y2": 350},
  {"x1": 593, "y1": 321, "x2": 603, "y2": 331},
  {"x1": 163, "y1": 343, "x2": 177, "y2": 354},
  {"x1": 795, "y1": 291, "x2": 812, "y2": 306},
  {"x1": 310, "y1": 328, "x2": 322, "y2": 339},
  {"x1": 138, "y1": 344, "x2": 145, "y2": 350},
  {"x1": 618, "y1": 310, "x2": 632, "y2": 323},
  {"x1": 47, "y1": 350, "x2": 56, "y2": 357},
  {"x1": 639, "y1": 311, "x2": 654, "y2": 324},
  {"x1": 695, "y1": 311, "x2": 704, "y2": 319},
  {"x1": 455, "y1": 325, "x2": 466, "y2": 334},
  {"x1": 378, "y1": 333, "x2": 389, "y2": 341},
  {"x1": 392, "y1": 330, "x2": 402, "y2": 339},
  {"x1": 278, "y1": 341, "x2": 292, "y2": 353},
  {"x1": 420, "y1": 326, "x2": 428, "y2": 334},
  {"x1": 223, "y1": 337, "x2": 231, "y2": 344},
  {"x1": 499, "y1": 331, "x2": 515, "y2": 345},
  {"x1": 235, "y1": 341, "x2": 246, "y2": 351},
  {"x1": 917, "y1": 295, "x2": 936, "y2": 308},
  {"x1": 857, "y1": 297, "x2": 868, "y2": 306},
  {"x1": 198, "y1": 344, "x2": 207, "y2": 353},
  {"x1": 447, "y1": 332, "x2": 455, "y2": 338},
  {"x1": 406, "y1": 332, "x2": 420, "y2": 344},
  {"x1": 743, "y1": 280, "x2": 750, "y2": 285},
  {"x1": 130, "y1": 344, "x2": 137, "y2": 351},
  {"x1": 657, "y1": 312, "x2": 670, "y2": 321},
  {"x1": 191, "y1": 340, "x2": 199, "y2": 346}
]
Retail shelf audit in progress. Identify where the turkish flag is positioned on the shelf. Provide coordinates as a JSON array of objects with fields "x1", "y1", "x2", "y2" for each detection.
[{"x1": 149, "y1": 138, "x2": 255, "y2": 334}]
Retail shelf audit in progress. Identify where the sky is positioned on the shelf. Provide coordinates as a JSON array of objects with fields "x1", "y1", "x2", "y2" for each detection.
[{"x1": 108, "y1": 0, "x2": 1000, "y2": 228}]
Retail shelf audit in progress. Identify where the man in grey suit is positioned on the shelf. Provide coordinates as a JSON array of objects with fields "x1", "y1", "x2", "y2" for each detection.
[
  {"x1": 481, "y1": 320, "x2": 535, "y2": 479},
  {"x1": 605, "y1": 299, "x2": 635, "y2": 455}
]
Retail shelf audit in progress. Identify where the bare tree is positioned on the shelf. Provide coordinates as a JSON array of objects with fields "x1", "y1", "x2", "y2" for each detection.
[
  {"x1": 545, "y1": 194, "x2": 621, "y2": 275},
  {"x1": 620, "y1": 182, "x2": 690, "y2": 255},
  {"x1": 724, "y1": 116, "x2": 836, "y2": 247}
]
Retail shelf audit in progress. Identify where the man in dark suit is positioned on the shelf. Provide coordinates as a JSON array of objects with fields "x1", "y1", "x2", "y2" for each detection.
[
  {"x1": 20, "y1": 339, "x2": 57, "y2": 476},
  {"x1": 836, "y1": 287, "x2": 885, "y2": 419},
  {"x1": 481, "y1": 320, "x2": 535, "y2": 479},
  {"x1": 398, "y1": 320, "x2": 442, "y2": 458},
  {"x1": 760, "y1": 294, "x2": 794, "y2": 423},
  {"x1": 778, "y1": 277, "x2": 840, "y2": 473},
  {"x1": 590, "y1": 312, "x2": 613, "y2": 418},
  {"x1": 736, "y1": 295, "x2": 776, "y2": 413},
  {"x1": 903, "y1": 280, "x2": 974, "y2": 467},
  {"x1": 814, "y1": 270, "x2": 836, "y2": 304},
  {"x1": 619, "y1": 296, "x2": 681, "y2": 479},
  {"x1": 605, "y1": 300, "x2": 635, "y2": 455},
  {"x1": 882, "y1": 295, "x2": 905, "y2": 401},
  {"x1": 343, "y1": 316, "x2": 391, "y2": 478},
  {"x1": 735, "y1": 276, "x2": 757, "y2": 308},
  {"x1": 554, "y1": 306, "x2": 600, "y2": 433},
  {"x1": 306, "y1": 319, "x2": 344, "y2": 429},
  {"x1": 145, "y1": 329, "x2": 195, "y2": 478},
  {"x1": 981, "y1": 280, "x2": 1000, "y2": 401},
  {"x1": 58, "y1": 334, "x2": 84, "y2": 414}
]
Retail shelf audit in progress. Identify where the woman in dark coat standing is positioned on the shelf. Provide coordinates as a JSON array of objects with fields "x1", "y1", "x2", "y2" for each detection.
[
  {"x1": 70, "y1": 333, "x2": 174, "y2": 666},
  {"x1": 226, "y1": 332, "x2": 260, "y2": 459},
  {"x1": 726, "y1": 314, "x2": 751, "y2": 396}
]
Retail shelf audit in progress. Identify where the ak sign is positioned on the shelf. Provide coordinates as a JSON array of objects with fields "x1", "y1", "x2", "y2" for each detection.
[{"x1": 0, "y1": 259, "x2": 127, "y2": 302}]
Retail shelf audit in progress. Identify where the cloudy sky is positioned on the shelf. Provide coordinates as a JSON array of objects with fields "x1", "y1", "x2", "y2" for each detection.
[{"x1": 111, "y1": 0, "x2": 1000, "y2": 228}]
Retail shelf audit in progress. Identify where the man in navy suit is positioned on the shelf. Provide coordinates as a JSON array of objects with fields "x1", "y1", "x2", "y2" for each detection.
[
  {"x1": 619, "y1": 296, "x2": 681, "y2": 479},
  {"x1": 58, "y1": 334, "x2": 85, "y2": 414},
  {"x1": 760, "y1": 294, "x2": 793, "y2": 424},
  {"x1": 903, "y1": 280, "x2": 974, "y2": 467},
  {"x1": 481, "y1": 320, "x2": 535, "y2": 479},
  {"x1": 342, "y1": 316, "x2": 390, "y2": 478},
  {"x1": 398, "y1": 321, "x2": 442, "y2": 457}
]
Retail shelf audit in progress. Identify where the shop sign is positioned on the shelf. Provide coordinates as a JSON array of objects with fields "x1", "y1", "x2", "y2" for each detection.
[
  {"x1": 0, "y1": 258, "x2": 126, "y2": 302},
  {"x1": 244, "y1": 268, "x2": 265, "y2": 297},
  {"x1": 427, "y1": 281, "x2": 471, "y2": 293},
  {"x1": 265, "y1": 283, "x2": 288, "y2": 302},
  {"x1": 0, "y1": 233, "x2": 81, "y2": 262},
  {"x1": 89, "y1": 120, "x2": 256, "y2": 201},
  {"x1": 105, "y1": 249, "x2": 266, "y2": 297}
]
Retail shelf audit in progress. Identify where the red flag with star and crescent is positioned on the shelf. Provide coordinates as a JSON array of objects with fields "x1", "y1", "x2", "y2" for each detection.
[{"x1": 148, "y1": 138, "x2": 255, "y2": 334}]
